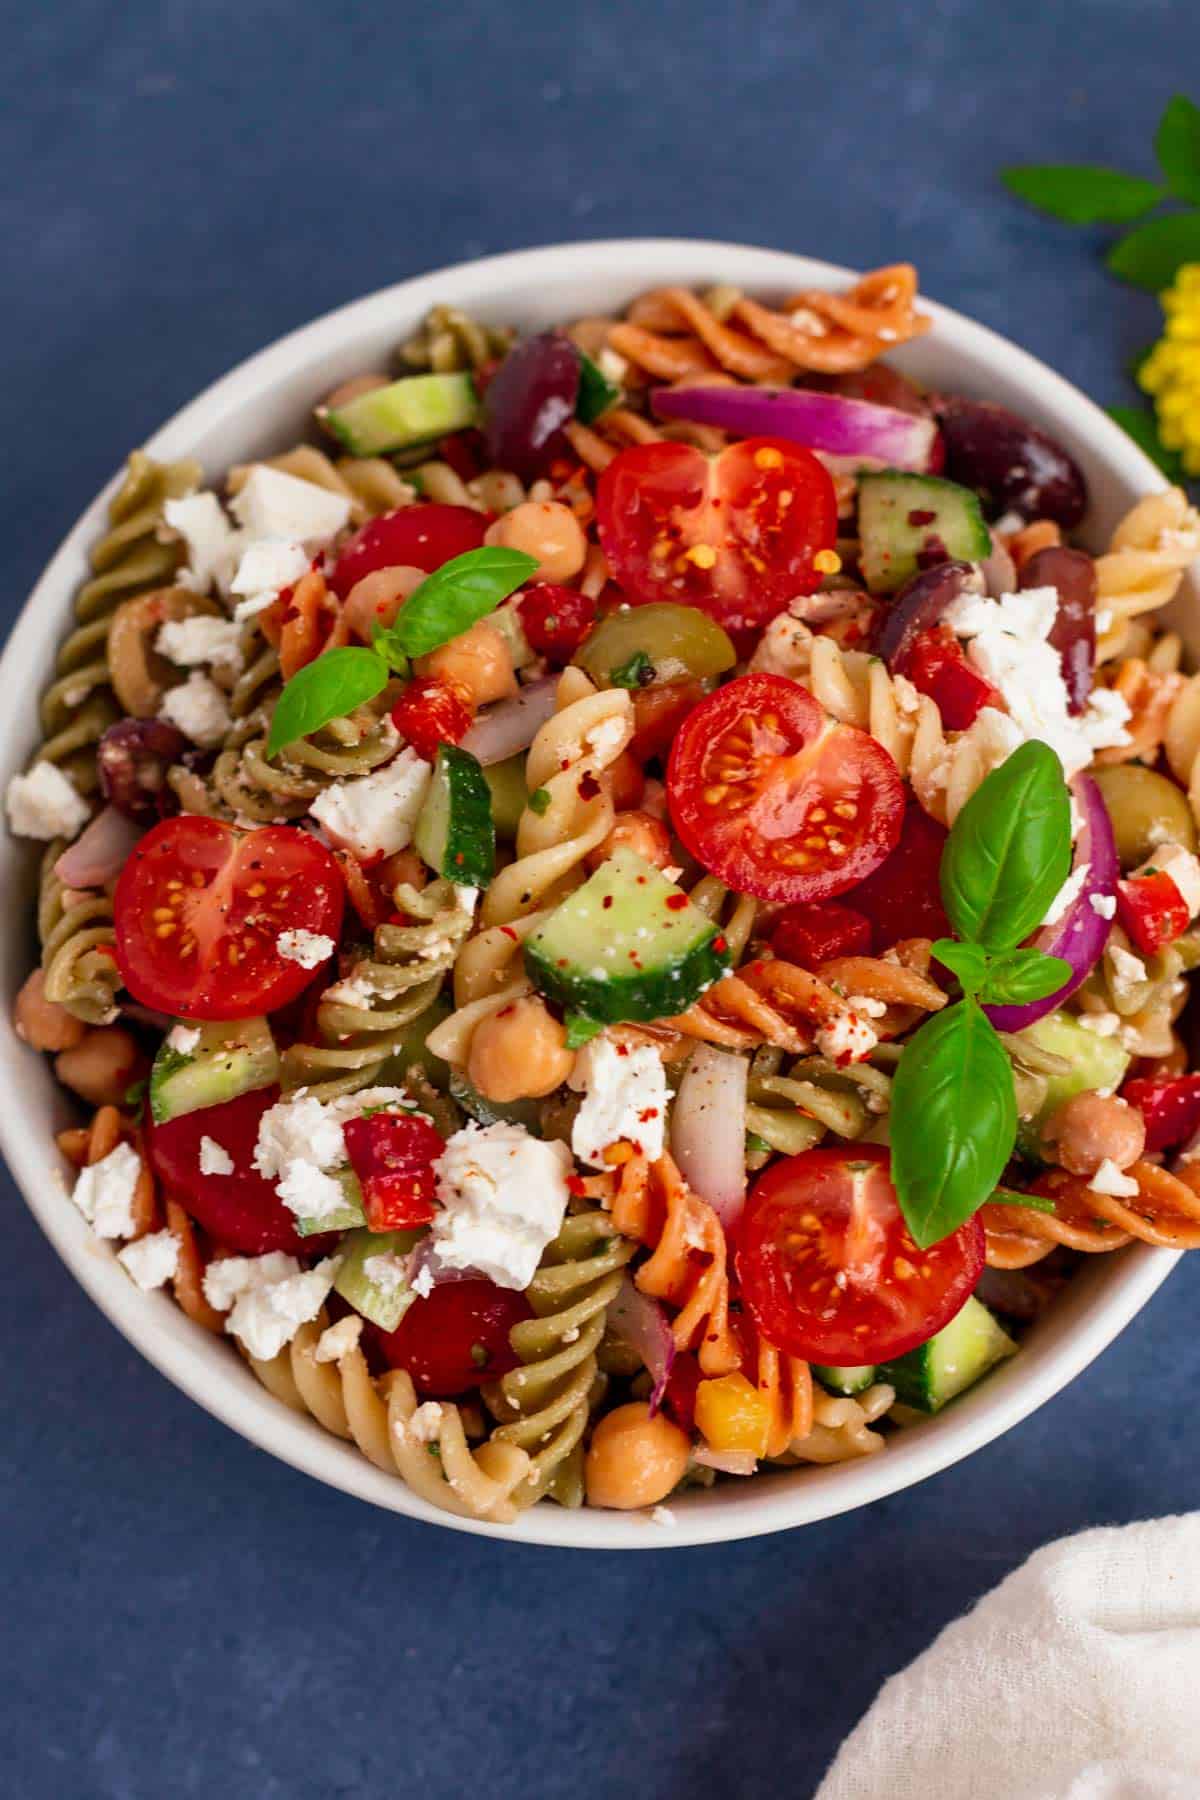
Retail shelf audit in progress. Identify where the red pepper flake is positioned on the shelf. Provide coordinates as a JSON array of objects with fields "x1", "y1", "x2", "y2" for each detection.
[
  {"x1": 712, "y1": 935, "x2": 727, "y2": 953},
  {"x1": 638, "y1": 1107, "x2": 659, "y2": 1122},
  {"x1": 616, "y1": 1044, "x2": 631, "y2": 1057},
  {"x1": 907, "y1": 508, "x2": 936, "y2": 527},
  {"x1": 500, "y1": 926, "x2": 518, "y2": 941},
  {"x1": 566, "y1": 1175, "x2": 588, "y2": 1197},
  {"x1": 665, "y1": 893, "x2": 688, "y2": 911},
  {"x1": 602, "y1": 894, "x2": 614, "y2": 909},
  {"x1": 578, "y1": 771, "x2": 602, "y2": 800}
]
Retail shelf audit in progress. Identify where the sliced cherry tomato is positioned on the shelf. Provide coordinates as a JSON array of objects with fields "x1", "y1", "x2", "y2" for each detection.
[
  {"x1": 629, "y1": 677, "x2": 706, "y2": 764},
  {"x1": 596, "y1": 438, "x2": 837, "y2": 633},
  {"x1": 342, "y1": 1112, "x2": 444, "y2": 1230},
  {"x1": 738, "y1": 1144, "x2": 984, "y2": 1364},
  {"x1": 770, "y1": 902, "x2": 873, "y2": 967},
  {"x1": 1116, "y1": 870, "x2": 1190, "y2": 957},
  {"x1": 518, "y1": 583, "x2": 597, "y2": 663},
  {"x1": 327, "y1": 504, "x2": 488, "y2": 600},
  {"x1": 666, "y1": 673, "x2": 904, "y2": 904},
  {"x1": 114, "y1": 817, "x2": 344, "y2": 1020},
  {"x1": 897, "y1": 625, "x2": 1003, "y2": 731},
  {"x1": 374, "y1": 1279, "x2": 533, "y2": 1396},
  {"x1": 390, "y1": 676, "x2": 474, "y2": 760},
  {"x1": 146, "y1": 1086, "x2": 317, "y2": 1256},
  {"x1": 846, "y1": 796, "x2": 950, "y2": 952},
  {"x1": 1122, "y1": 1075, "x2": 1200, "y2": 1154}
]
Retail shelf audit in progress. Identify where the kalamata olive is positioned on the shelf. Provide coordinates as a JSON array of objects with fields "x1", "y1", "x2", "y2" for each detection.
[
  {"x1": 875, "y1": 560, "x2": 980, "y2": 669},
  {"x1": 482, "y1": 331, "x2": 581, "y2": 480},
  {"x1": 934, "y1": 395, "x2": 1087, "y2": 528},
  {"x1": 1020, "y1": 545, "x2": 1096, "y2": 714},
  {"x1": 97, "y1": 718, "x2": 186, "y2": 817}
]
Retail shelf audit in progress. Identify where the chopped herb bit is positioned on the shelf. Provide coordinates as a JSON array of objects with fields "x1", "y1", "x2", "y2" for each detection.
[
  {"x1": 610, "y1": 650, "x2": 655, "y2": 689},
  {"x1": 529, "y1": 787, "x2": 552, "y2": 816}
]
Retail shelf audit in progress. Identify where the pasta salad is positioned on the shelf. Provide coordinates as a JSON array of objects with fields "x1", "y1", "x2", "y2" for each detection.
[{"x1": 9, "y1": 263, "x2": 1200, "y2": 1526}]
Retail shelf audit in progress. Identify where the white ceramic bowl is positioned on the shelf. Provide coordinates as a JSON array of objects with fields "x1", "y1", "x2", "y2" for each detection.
[{"x1": 2, "y1": 240, "x2": 1193, "y2": 1548}]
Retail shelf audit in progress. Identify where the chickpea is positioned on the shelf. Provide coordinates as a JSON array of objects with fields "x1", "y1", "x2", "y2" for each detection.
[
  {"x1": 585, "y1": 1402, "x2": 691, "y2": 1510},
  {"x1": 485, "y1": 501, "x2": 587, "y2": 583},
  {"x1": 587, "y1": 810, "x2": 672, "y2": 872},
  {"x1": 343, "y1": 565, "x2": 426, "y2": 642},
  {"x1": 13, "y1": 969, "x2": 86, "y2": 1053},
  {"x1": 416, "y1": 619, "x2": 516, "y2": 708},
  {"x1": 322, "y1": 372, "x2": 391, "y2": 412},
  {"x1": 467, "y1": 997, "x2": 575, "y2": 1102},
  {"x1": 1042, "y1": 1091, "x2": 1146, "y2": 1176},
  {"x1": 609, "y1": 750, "x2": 646, "y2": 814},
  {"x1": 55, "y1": 1026, "x2": 147, "y2": 1108}
]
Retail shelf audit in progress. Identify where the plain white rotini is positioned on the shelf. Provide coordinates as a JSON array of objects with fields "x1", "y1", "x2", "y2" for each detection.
[{"x1": 1094, "y1": 487, "x2": 1200, "y2": 663}]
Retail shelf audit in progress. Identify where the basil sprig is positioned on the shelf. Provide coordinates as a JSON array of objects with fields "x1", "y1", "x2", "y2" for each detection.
[
  {"x1": 891, "y1": 742, "x2": 1074, "y2": 1249},
  {"x1": 266, "y1": 546, "x2": 537, "y2": 757}
]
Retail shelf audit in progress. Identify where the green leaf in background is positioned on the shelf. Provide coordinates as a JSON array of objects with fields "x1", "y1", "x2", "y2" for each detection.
[
  {"x1": 564, "y1": 1013, "x2": 604, "y2": 1049},
  {"x1": 930, "y1": 939, "x2": 992, "y2": 995},
  {"x1": 266, "y1": 647, "x2": 389, "y2": 757},
  {"x1": 576, "y1": 351, "x2": 622, "y2": 424},
  {"x1": 1154, "y1": 94, "x2": 1200, "y2": 205},
  {"x1": 978, "y1": 948, "x2": 1073, "y2": 1006},
  {"x1": 939, "y1": 742, "x2": 1073, "y2": 952},
  {"x1": 1000, "y1": 163, "x2": 1165, "y2": 225},
  {"x1": 381, "y1": 546, "x2": 539, "y2": 660},
  {"x1": 1108, "y1": 405, "x2": 1188, "y2": 481},
  {"x1": 1107, "y1": 209, "x2": 1200, "y2": 290},
  {"x1": 891, "y1": 1000, "x2": 1018, "y2": 1249}
]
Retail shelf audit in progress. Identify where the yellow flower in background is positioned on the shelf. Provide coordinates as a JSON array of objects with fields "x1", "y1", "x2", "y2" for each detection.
[{"x1": 1139, "y1": 264, "x2": 1200, "y2": 475}]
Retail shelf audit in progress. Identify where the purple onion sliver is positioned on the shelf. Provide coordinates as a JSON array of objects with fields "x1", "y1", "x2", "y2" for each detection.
[
  {"x1": 651, "y1": 385, "x2": 939, "y2": 473},
  {"x1": 608, "y1": 1275, "x2": 675, "y2": 1416},
  {"x1": 459, "y1": 675, "x2": 558, "y2": 766}
]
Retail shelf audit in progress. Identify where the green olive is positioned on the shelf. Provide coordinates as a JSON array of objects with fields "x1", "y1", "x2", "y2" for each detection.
[
  {"x1": 482, "y1": 754, "x2": 528, "y2": 838},
  {"x1": 574, "y1": 602, "x2": 736, "y2": 690},
  {"x1": 1091, "y1": 764, "x2": 1197, "y2": 871}
]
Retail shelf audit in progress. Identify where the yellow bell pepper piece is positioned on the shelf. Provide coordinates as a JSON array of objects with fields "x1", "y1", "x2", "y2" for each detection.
[{"x1": 694, "y1": 1372, "x2": 770, "y2": 1459}]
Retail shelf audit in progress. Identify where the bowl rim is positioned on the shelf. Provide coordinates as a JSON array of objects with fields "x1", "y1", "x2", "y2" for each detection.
[{"x1": 0, "y1": 236, "x2": 1185, "y2": 1549}]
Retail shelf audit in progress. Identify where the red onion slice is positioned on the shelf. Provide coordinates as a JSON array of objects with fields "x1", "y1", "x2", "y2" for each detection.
[
  {"x1": 53, "y1": 805, "x2": 143, "y2": 890},
  {"x1": 459, "y1": 675, "x2": 558, "y2": 766},
  {"x1": 608, "y1": 1275, "x2": 675, "y2": 1415},
  {"x1": 985, "y1": 774, "x2": 1118, "y2": 1033},
  {"x1": 651, "y1": 385, "x2": 939, "y2": 472},
  {"x1": 670, "y1": 1043, "x2": 748, "y2": 1229},
  {"x1": 692, "y1": 1447, "x2": 758, "y2": 1476}
]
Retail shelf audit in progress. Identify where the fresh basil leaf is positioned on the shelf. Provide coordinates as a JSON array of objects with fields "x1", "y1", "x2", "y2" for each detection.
[
  {"x1": 370, "y1": 621, "x2": 410, "y2": 677},
  {"x1": 1107, "y1": 405, "x2": 1189, "y2": 481},
  {"x1": 891, "y1": 999, "x2": 1018, "y2": 1249},
  {"x1": 1000, "y1": 163, "x2": 1164, "y2": 225},
  {"x1": 381, "y1": 547, "x2": 538, "y2": 661},
  {"x1": 931, "y1": 939, "x2": 992, "y2": 995},
  {"x1": 992, "y1": 1186, "x2": 1057, "y2": 1215},
  {"x1": 577, "y1": 351, "x2": 622, "y2": 424},
  {"x1": 1155, "y1": 94, "x2": 1200, "y2": 205},
  {"x1": 940, "y1": 741, "x2": 1072, "y2": 952},
  {"x1": 1107, "y1": 211, "x2": 1200, "y2": 291},
  {"x1": 565, "y1": 1013, "x2": 604, "y2": 1049},
  {"x1": 267, "y1": 647, "x2": 389, "y2": 758},
  {"x1": 609, "y1": 650, "x2": 655, "y2": 689},
  {"x1": 978, "y1": 948, "x2": 1074, "y2": 1005}
]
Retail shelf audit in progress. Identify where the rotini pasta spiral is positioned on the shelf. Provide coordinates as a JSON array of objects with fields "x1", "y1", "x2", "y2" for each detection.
[
  {"x1": 38, "y1": 844, "x2": 121, "y2": 1024},
  {"x1": 1071, "y1": 924, "x2": 1198, "y2": 1060},
  {"x1": 395, "y1": 303, "x2": 514, "y2": 375},
  {"x1": 609, "y1": 1150, "x2": 741, "y2": 1376},
  {"x1": 1094, "y1": 488, "x2": 1200, "y2": 664},
  {"x1": 982, "y1": 1161, "x2": 1200, "y2": 1268}
]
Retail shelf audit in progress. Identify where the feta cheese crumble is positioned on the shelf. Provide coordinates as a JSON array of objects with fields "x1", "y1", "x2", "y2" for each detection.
[
  {"x1": 71, "y1": 1142, "x2": 142, "y2": 1239},
  {"x1": 159, "y1": 671, "x2": 233, "y2": 748},
  {"x1": 202, "y1": 1252, "x2": 339, "y2": 1362},
  {"x1": 199, "y1": 1136, "x2": 235, "y2": 1177},
  {"x1": 1088, "y1": 1158, "x2": 1140, "y2": 1199},
  {"x1": 1042, "y1": 864, "x2": 1090, "y2": 928},
  {"x1": 6, "y1": 761, "x2": 90, "y2": 841},
  {"x1": 650, "y1": 1505, "x2": 677, "y2": 1529},
  {"x1": 253, "y1": 1086, "x2": 412, "y2": 1225},
  {"x1": 229, "y1": 466, "x2": 351, "y2": 545},
  {"x1": 277, "y1": 928, "x2": 335, "y2": 969},
  {"x1": 406, "y1": 1401, "x2": 444, "y2": 1444},
  {"x1": 431, "y1": 1121, "x2": 572, "y2": 1290},
  {"x1": 162, "y1": 492, "x2": 241, "y2": 594},
  {"x1": 310, "y1": 747, "x2": 432, "y2": 860},
  {"x1": 118, "y1": 1230, "x2": 180, "y2": 1291},
  {"x1": 156, "y1": 615, "x2": 245, "y2": 675},
  {"x1": 1107, "y1": 943, "x2": 1148, "y2": 1000},
  {"x1": 230, "y1": 537, "x2": 312, "y2": 620},
  {"x1": 1090, "y1": 893, "x2": 1117, "y2": 919},
  {"x1": 363, "y1": 1252, "x2": 409, "y2": 1296},
  {"x1": 815, "y1": 1007, "x2": 878, "y2": 1064},
  {"x1": 570, "y1": 1037, "x2": 667, "y2": 1168},
  {"x1": 167, "y1": 1024, "x2": 202, "y2": 1054},
  {"x1": 315, "y1": 1315, "x2": 363, "y2": 1363}
]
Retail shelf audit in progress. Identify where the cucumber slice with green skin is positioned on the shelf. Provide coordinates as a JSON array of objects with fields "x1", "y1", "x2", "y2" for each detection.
[
  {"x1": 332, "y1": 1226, "x2": 424, "y2": 1331},
  {"x1": 812, "y1": 1363, "x2": 876, "y2": 1396},
  {"x1": 449, "y1": 1068, "x2": 543, "y2": 1135},
  {"x1": 320, "y1": 372, "x2": 478, "y2": 457},
  {"x1": 879, "y1": 1295, "x2": 1017, "y2": 1413},
  {"x1": 576, "y1": 351, "x2": 622, "y2": 424},
  {"x1": 414, "y1": 744, "x2": 496, "y2": 886},
  {"x1": 858, "y1": 471, "x2": 991, "y2": 594},
  {"x1": 524, "y1": 847, "x2": 733, "y2": 1023},
  {"x1": 482, "y1": 754, "x2": 529, "y2": 838},
  {"x1": 149, "y1": 1018, "x2": 279, "y2": 1125},
  {"x1": 1013, "y1": 1012, "x2": 1131, "y2": 1160},
  {"x1": 292, "y1": 1168, "x2": 366, "y2": 1239}
]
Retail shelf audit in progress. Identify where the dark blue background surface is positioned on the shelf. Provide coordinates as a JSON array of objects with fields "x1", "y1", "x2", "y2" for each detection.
[{"x1": 5, "y1": 4, "x2": 1200, "y2": 1796}]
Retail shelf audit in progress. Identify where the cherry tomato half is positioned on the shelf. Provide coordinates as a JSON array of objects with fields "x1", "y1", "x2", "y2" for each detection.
[
  {"x1": 342, "y1": 1112, "x2": 444, "y2": 1231},
  {"x1": 847, "y1": 796, "x2": 950, "y2": 953},
  {"x1": 770, "y1": 902, "x2": 873, "y2": 968},
  {"x1": 390, "y1": 676, "x2": 474, "y2": 761},
  {"x1": 666, "y1": 673, "x2": 904, "y2": 904},
  {"x1": 146, "y1": 1086, "x2": 317, "y2": 1256},
  {"x1": 114, "y1": 817, "x2": 344, "y2": 1020},
  {"x1": 595, "y1": 438, "x2": 837, "y2": 633},
  {"x1": 327, "y1": 503, "x2": 488, "y2": 600},
  {"x1": 738, "y1": 1144, "x2": 985, "y2": 1365},
  {"x1": 517, "y1": 583, "x2": 597, "y2": 663},
  {"x1": 375, "y1": 1279, "x2": 533, "y2": 1396}
]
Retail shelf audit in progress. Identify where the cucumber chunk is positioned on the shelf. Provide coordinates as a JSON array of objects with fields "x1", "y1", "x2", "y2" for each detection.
[
  {"x1": 482, "y1": 754, "x2": 529, "y2": 838},
  {"x1": 449, "y1": 1068, "x2": 543, "y2": 1135},
  {"x1": 320, "y1": 372, "x2": 478, "y2": 457},
  {"x1": 1013, "y1": 1012, "x2": 1131, "y2": 1160},
  {"x1": 880, "y1": 1295, "x2": 1016, "y2": 1413},
  {"x1": 149, "y1": 1018, "x2": 279, "y2": 1125},
  {"x1": 414, "y1": 743, "x2": 496, "y2": 886},
  {"x1": 292, "y1": 1168, "x2": 366, "y2": 1239},
  {"x1": 576, "y1": 351, "x2": 622, "y2": 424},
  {"x1": 524, "y1": 847, "x2": 732, "y2": 1023},
  {"x1": 332, "y1": 1226, "x2": 424, "y2": 1331},
  {"x1": 813, "y1": 1364, "x2": 876, "y2": 1396},
  {"x1": 858, "y1": 471, "x2": 991, "y2": 594}
]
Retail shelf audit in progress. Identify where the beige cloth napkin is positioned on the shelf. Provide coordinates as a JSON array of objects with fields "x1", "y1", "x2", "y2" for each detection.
[{"x1": 816, "y1": 1516, "x2": 1200, "y2": 1799}]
